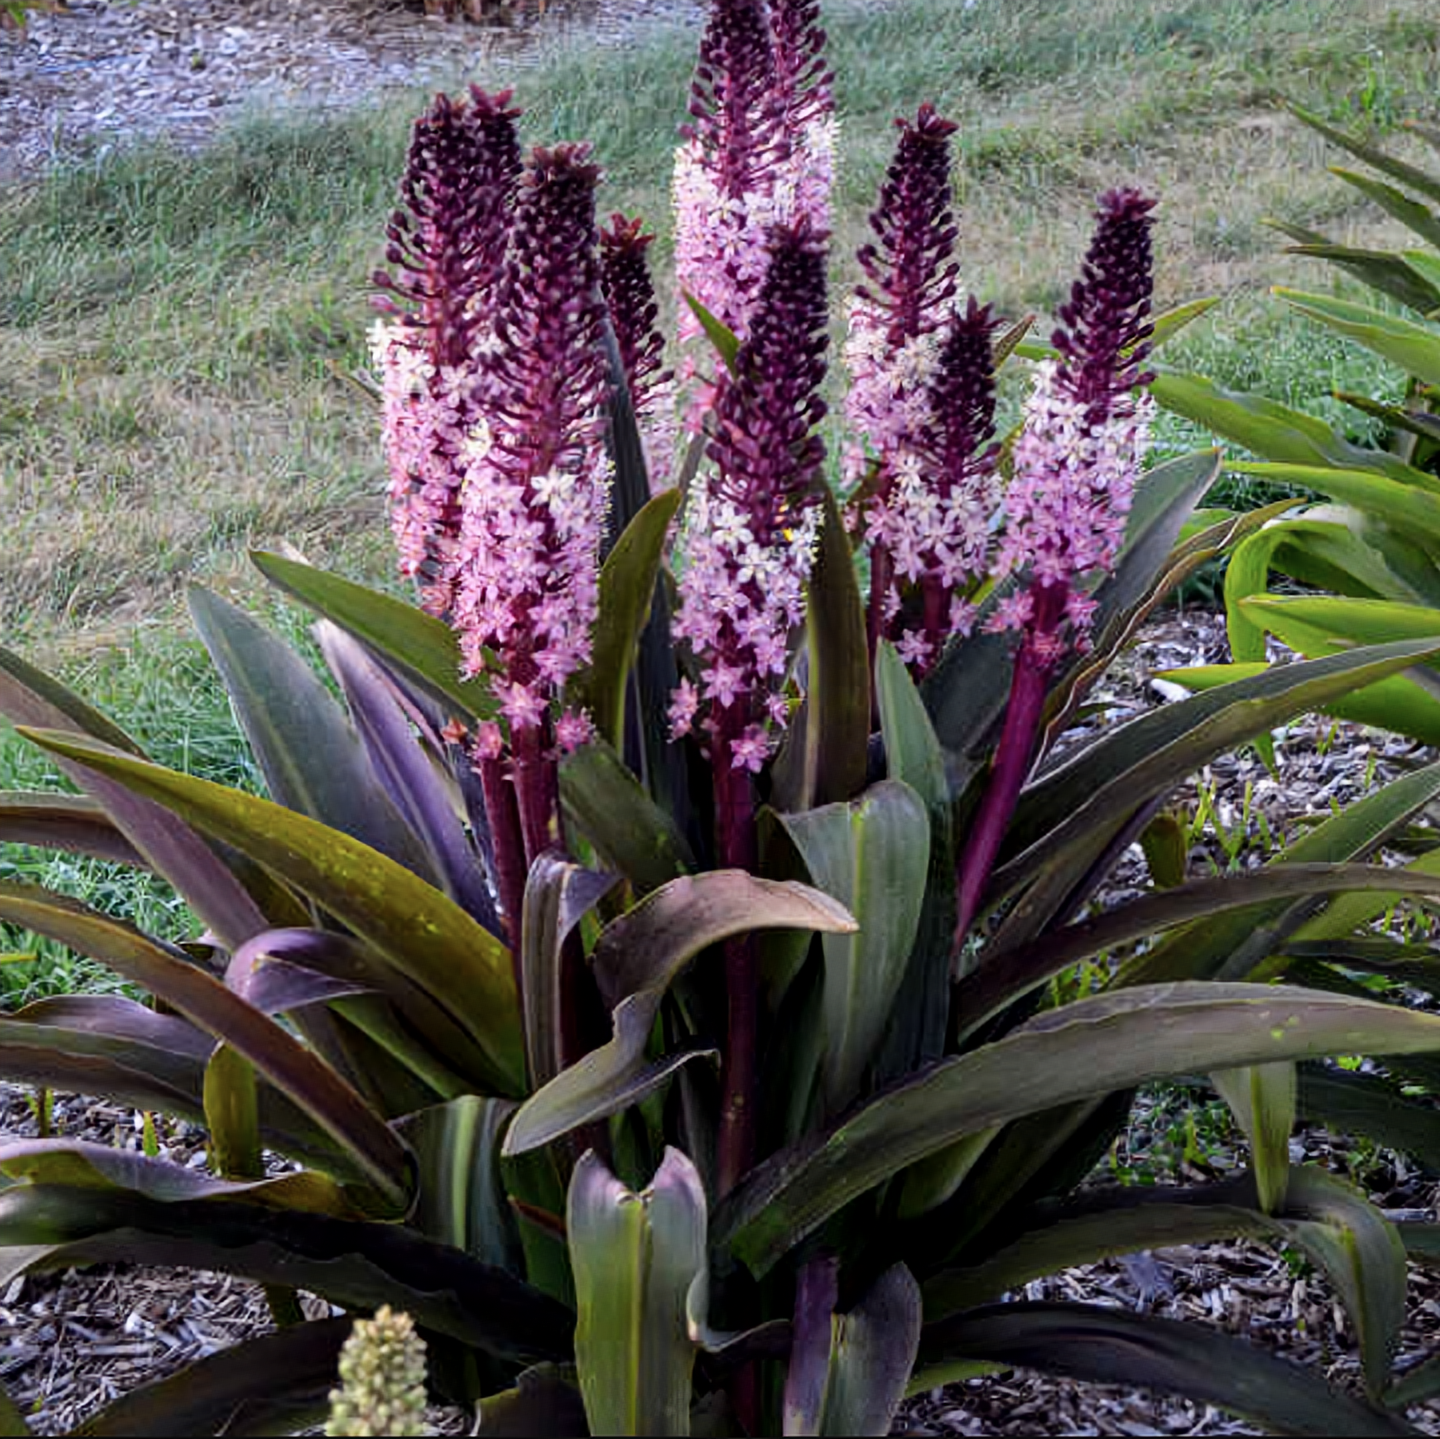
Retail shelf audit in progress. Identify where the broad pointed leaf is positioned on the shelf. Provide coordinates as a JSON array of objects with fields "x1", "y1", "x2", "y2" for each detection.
[
  {"x1": 19, "y1": 727, "x2": 524, "y2": 1097},
  {"x1": 1297, "y1": 1063, "x2": 1440, "y2": 1174},
  {"x1": 1211, "y1": 1062, "x2": 1296, "y2": 1213},
  {"x1": 1150, "y1": 371, "x2": 1433, "y2": 487},
  {"x1": 522, "y1": 855, "x2": 620, "y2": 1089},
  {"x1": 71, "y1": 1317, "x2": 350, "y2": 1438},
  {"x1": 917, "y1": 1301, "x2": 1409, "y2": 1436},
  {"x1": 958, "y1": 862, "x2": 1440, "y2": 1040},
  {"x1": 0, "y1": 883, "x2": 409, "y2": 1205},
  {"x1": 0, "y1": 651, "x2": 269, "y2": 951},
  {"x1": 714, "y1": 982, "x2": 1440, "y2": 1276},
  {"x1": 0, "y1": 792, "x2": 142, "y2": 866},
  {"x1": 0, "y1": 1184, "x2": 573, "y2": 1362},
  {"x1": 777, "y1": 781, "x2": 929, "y2": 1114},
  {"x1": 560, "y1": 740, "x2": 695, "y2": 896},
  {"x1": 570, "y1": 489, "x2": 684, "y2": 750},
  {"x1": 995, "y1": 639, "x2": 1440, "y2": 899},
  {"x1": 1276, "y1": 1166, "x2": 1407, "y2": 1401},
  {"x1": 250, "y1": 551, "x2": 495, "y2": 720},
  {"x1": 810, "y1": 1264, "x2": 921, "y2": 1438},
  {"x1": 505, "y1": 873, "x2": 854, "y2": 1155},
  {"x1": 569, "y1": 1148, "x2": 706, "y2": 1438},
  {"x1": 188, "y1": 585, "x2": 433, "y2": 877}
]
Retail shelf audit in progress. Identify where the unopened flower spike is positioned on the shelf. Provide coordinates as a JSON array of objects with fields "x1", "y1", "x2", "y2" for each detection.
[
  {"x1": 600, "y1": 212, "x2": 677, "y2": 490},
  {"x1": 371, "y1": 87, "x2": 522, "y2": 618},
  {"x1": 325, "y1": 1306, "x2": 428, "y2": 1439},
  {"x1": 672, "y1": 217, "x2": 830, "y2": 775},
  {"x1": 766, "y1": 0, "x2": 836, "y2": 232}
]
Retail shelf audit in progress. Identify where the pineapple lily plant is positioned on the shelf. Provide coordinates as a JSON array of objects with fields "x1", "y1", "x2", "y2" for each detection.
[{"x1": 10, "y1": 6, "x2": 1440, "y2": 1434}]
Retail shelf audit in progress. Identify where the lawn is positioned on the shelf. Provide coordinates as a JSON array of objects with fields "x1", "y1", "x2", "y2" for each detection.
[{"x1": 0, "y1": 0, "x2": 1439, "y2": 999}]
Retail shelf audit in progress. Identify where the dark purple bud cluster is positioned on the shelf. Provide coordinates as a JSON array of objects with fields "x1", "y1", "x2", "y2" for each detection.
[
  {"x1": 683, "y1": 0, "x2": 783, "y2": 200},
  {"x1": 855, "y1": 104, "x2": 960, "y2": 347},
  {"x1": 1052, "y1": 186, "x2": 1157, "y2": 425},
  {"x1": 923, "y1": 297, "x2": 1002, "y2": 498},
  {"x1": 486, "y1": 145, "x2": 610, "y2": 485},
  {"x1": 710, "y1": 219, "x2": 830, "y2": 540},
  {"x1": 599, "y1": 213, "x2": 671, "y2": 410},
  {"x1": 374, "y1": 85, "x2": 522, "y2": 373},
  {"x1": 766, "y1": 0, "x2": 833, "y2": 137}
]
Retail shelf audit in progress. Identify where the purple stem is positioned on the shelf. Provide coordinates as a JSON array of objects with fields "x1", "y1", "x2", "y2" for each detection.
[
  {"x1": 478, "y1": 752, "x2": 528, "y2": 982},
  {"x1": 953, "y1": 582, "x2": 1067, "y2": 953},
  {"x1": 713, "y1": 701, "x2": 760, "y2": 1199}
]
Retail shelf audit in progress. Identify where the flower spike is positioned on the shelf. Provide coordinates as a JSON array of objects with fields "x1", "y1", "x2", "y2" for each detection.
[
  {"x1": 371, "y1": 87, "x2": 522, "y2": 617},
  {"x1": 672, "y1": 217, "x2": 830, "y2": 773}
]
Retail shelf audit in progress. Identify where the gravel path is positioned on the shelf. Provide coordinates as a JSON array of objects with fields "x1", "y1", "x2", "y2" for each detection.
[{"x1": 0, "y1": 0, "x2": 708, "y2": 184}]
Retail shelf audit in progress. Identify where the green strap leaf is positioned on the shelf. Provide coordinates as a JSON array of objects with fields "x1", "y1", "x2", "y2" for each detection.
[
  {"x1": 917, "y1": 1300, "x2": 1410, "y2": 1436},
  {"x1": 396, "y1": 1096, "x2": 521, "y2": 1274},
  {"x1": 569, "y1": 1148, "x2": 707, "y2": 1438},
  {"x1": 797, "y1": 486, "x2": 871, "y2": 811},
  {"x1": 682, "y1": 293, "x2": 740, "y2": 372},
  {"x1": 808, "y1": 1265, "x2": 922, "y2": 1438},
  {"x1": 996, "y1": 638, "x2": 1440, "y2": 900},
  {"x1": 0, "y1": 650, "x2": 270, "y2": 952},
  {"x1": 0, "y1": 996, "x2": 343, "y2": 1172},
  {"x1": 1276, "y1": 288, "x2": 1440, "y2": 390},
  {"x1": 960, "y1": 862, "x2": 1440, "y2": 1040},
  {"x1": 1297, "y1": 1062, "x2": 1440, "y2": 1174},
  {"x1": 714, "y1": 981, "x2": 1440, "y2": 1277},
  {"x1": 0, "y1": 884, "x2": 409, "y2": 1206},
  {"x1": 187, "y1": 585, "x2": 434, "y2": 879},
  {"x1": 1276, "y1": 1167, "x2": 1407, "y2": 1402},
  {"x1": 569, "y1": 489, "x2": 683, "y2": 750},
  {"x1": 18, "y1": 726, "x2": 524, "y2": 1098},
  {"x1": 0, "y1": 1139, "x2": 354, "y2": 1216},
  {"x1": 874, "y1": 642, "x2": 954, "y2": 1075},
  {"x1": 521, "y1": 854, "x2": 621, "y2": 1090},
  {"x1": 250, "y1": 551, "x2": 495, "y2": 721},
  {"x1": 0, "y1": 1382, "x2": 28, "y2": 1439},
  {"x1": 1150, "y1": 370, "x2": 1434, "y2": 487},
  {"x1": 560, "y1": 739, "x2": 695, "y2": 897},
  {"x1": 0, "y1": 791, "x2": 143, "y2": 866},
  {"x1": 1289, "y1": 104, "x2": 1440, "y2": 205},
  {"x1": 922, "y1": 1177, "x2": 1273, "y2": 1320},
  {"x1": 777, "y1": 780, "x2": 929, "y2": 1116},
  {"x1": 1210, "y1": 1062, "x2": 1296, "y2": 1214}
]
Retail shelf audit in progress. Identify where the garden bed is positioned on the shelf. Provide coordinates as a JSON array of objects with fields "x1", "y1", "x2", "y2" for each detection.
[{"x1": 5, "y1": 611, "x2": 1438, "y2": 1436}]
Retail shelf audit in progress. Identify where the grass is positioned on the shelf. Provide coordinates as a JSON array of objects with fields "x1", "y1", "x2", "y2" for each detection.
[{"x1": 1, "y1": 0, "x2": 1439, "y2": 992}]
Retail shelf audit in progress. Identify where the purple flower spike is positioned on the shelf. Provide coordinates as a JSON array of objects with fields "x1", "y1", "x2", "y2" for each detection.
[
  {"x1": 993, "y1": 188, "x2": 1157, "y2": 655},
  {"x1": 371, "y1": 87, "x2": 522, "y2": 617},
  {"x1": 451, "y1": 143, "x2": 611, "y2": 745},
  {"x1": 600, "y1": 213, "x2": 677, "y2": 489},
  {"x1": 674, "y1": 0, "x2": 834, "y2": 426},
  {"x1": 1053, "y1": 187, "x2": 1157, "y2": 425},
  {"x1": 889, "y1": 298, "x2": 1003, "y2": 671},
  {"x1": 672, "y1": 219, "x2": 830, "y2": 771},
  {"x1": 766, "y1": 0, "x2": 836, "y2": 232},
  {"x1": 845, "y1": 104, "x2": 969, "y2": 667}
]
